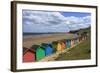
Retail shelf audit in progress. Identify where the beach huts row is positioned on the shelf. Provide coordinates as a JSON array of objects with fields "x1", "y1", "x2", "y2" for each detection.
[{"x1": 23, "y1": 33, "x2": 88, "y2": 62}]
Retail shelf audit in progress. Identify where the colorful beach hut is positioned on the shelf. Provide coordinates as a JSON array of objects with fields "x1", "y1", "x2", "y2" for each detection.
[
  {"x1": 82, "y1": 32, "x2": 88, "y2": 40},
  {"x1": 81, "y1": 33, "x2": 85, "y2": 41},
  {"x1": 79, "y1": 36, "x2": 82, "y2": 43},
  {"x1": 84, "y1": 32, "x2": 88, "y2": 40},
  {"x1": 71, "y1": 39, "x2": 75, "y2": 48},
  {"x1": 75, "y1": 38, "x2": 78, "y2": 45},
  {"x1": 31, "y1": 45, "x2": 45, "y2": 61},
  {"x1": 41, "y1": 43, "x2": 53, "y2": 56},
  {"x1": 52, "y1": 41, "x2": 58, "y2": 52},
  {"x1": 23, "y1": 47, "x2": 35, "y2": 62},
  {"x1": 61, "y1": 40, "x2": 66, "y2": 49},
  {"x1": 74, "y1": 34, "x2": 78, "y2": 45},
  {"x1": 66, "y1": 39, "x2": 71, "y2": 49},
  {"x1": 57, "y1": 42, "x2": 62, "y2": 51}
]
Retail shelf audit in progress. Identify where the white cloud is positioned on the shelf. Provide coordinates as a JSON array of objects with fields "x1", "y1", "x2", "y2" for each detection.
[{"x1": 23, "y1": 10, "x2": 91, "y2": 33}]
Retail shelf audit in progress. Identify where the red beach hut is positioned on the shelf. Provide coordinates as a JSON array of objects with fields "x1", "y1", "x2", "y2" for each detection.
[{"x1": 23, "y1": 47, "x2": 36, "y2": 62}]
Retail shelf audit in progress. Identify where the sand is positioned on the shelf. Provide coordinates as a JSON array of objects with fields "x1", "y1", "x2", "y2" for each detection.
[{"x1": 23, "y1": 33, "x2": 74, "y2": 48}]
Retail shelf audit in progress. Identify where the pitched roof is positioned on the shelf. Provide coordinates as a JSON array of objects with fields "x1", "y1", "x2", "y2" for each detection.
[
  {"x1": 23, "y1": 47, "x2": 35, "y2": 55},
  {"x1": 41, "y1": 43, "x2": 52, "y2": 49},
  {"x1": 23, "y1": 47, "x2": 28, "y2": 53},
  {"x1": 31, "y1": 45, "x2": 45, "y2": 51}
]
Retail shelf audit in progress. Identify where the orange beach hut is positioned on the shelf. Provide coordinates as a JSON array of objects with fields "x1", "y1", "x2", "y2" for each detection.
[{"x1": 61, "y1": 41, "x2": 66, "y2": 49}]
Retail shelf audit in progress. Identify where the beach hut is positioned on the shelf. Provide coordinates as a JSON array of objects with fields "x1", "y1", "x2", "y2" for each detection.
[
  {"x1": 78, "y1": 36, "x2": 82, "y2": 43},
  {"x1": 61, "y1": 40, "x2": 66, "y2": 49},
  {"x1": 77, "y1": 36, "x2": 81, "y2": 44},
  {"x1": 73, "y1": 38, "x2": 78, "y2": 46},
  {"x1": 23, "y1": 47, "x2": 35, "y2": 62},
  {"x1": 75, "y1": 38, "x2": 78, "y2": 45},
  {"x1": 52, "y1": 41, "x2": 58, "y2": 52},
  {"x1": 83, "y1": 32, "x2": 88, "y2": 40},
  {"x1": 66, "y1": 39, "x2": 71, "y2": 49},
  {"x1": 81, "y1": 33, "x2": 85, "y2": 41},
  {"x1": 71, "y1": 39, "x2": 74, "y2": 48},
  {"x1": 74, "y1": 34, "x2": 78, "y2": 38},
  {"x1": 41, "y1": 43, "x2": 53, "y2": 56},
  {"x1": 74, "y1": 34, "x2": 78, "y2": 45},
  {"x1": 57, "y1": 42, "x2": 62, "y2": 51},
  {"x1": 31, "y1": 45, "x2": 45, "y2": 61},
  {"x1": 82, "y1": 36, "x2": 85, "y2": 41}
]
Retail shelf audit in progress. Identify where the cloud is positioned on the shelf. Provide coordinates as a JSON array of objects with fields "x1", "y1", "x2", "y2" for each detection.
[
  {"x1": 23, "y1": 10, "x2": 91, "y2": 33},
  {"x1": 65, "y1": 16, "x2": 91, "y2": 30}
]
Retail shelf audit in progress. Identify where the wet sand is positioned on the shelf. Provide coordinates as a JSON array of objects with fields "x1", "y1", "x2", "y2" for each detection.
[{"x1": 23, "y1": 33, "x2": 74, "y2": 48}]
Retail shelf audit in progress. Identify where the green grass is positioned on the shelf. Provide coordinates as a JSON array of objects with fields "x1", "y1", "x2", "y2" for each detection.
[
  {"x1": 79, "y1": 27, "x2": 91, "y2": 33},
  {"x1": 55, "y1": 36, "x2": 91, "y2": 61}
]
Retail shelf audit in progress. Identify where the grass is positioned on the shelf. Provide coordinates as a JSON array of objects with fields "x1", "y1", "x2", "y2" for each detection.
[{"x1": 55, "y1": 36, "x2": 91, "y2": 61}]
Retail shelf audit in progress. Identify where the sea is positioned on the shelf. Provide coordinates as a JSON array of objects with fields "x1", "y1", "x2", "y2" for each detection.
[{"x1": 23, "y1": 33, "x2": 62, "y2": 39}]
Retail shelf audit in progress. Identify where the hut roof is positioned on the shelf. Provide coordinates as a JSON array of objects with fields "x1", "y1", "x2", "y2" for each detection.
[
  {"x1": 31, "y1": 45, "x2": 45, "y2": 51},
  {"x1": 31, "y1": 45, "x2": 39, "y2": 50},
  {"x1": 41, "y1": 43, "x2": 52, "y2": 48},
  {"x1": 23, "y1": 47, "x2": 35, "y2": 55},
  {"x1": 52, "y1": 41, "x2": 58, "y2": 44},
  {"x1": 41, "y1": 43, "x2": 48, "y2": 47},
  {"x1": 23, "y1": 47, "x2": 28, "y2": 53}
]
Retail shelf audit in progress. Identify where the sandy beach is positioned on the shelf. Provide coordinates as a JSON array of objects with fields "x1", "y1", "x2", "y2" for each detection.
[{"x1": 23, "y1": 33, "x2": 74, "y2": 48}]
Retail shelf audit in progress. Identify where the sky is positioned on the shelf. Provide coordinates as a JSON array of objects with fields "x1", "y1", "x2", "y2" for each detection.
[
  {"x1": 61, "y1": 12, "x2": 91, "y2": 17},
  {"x1": 22, "y1": 10, "x2": 91, "y2": 33}
]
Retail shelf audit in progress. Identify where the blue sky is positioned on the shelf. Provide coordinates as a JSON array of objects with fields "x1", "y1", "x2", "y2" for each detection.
[
  {"x1": 23, "y1": 10, "x2": 91, "y2": 33},
  {"x1": 61, "y1": 12, "x2": 91, "y2": 17}
]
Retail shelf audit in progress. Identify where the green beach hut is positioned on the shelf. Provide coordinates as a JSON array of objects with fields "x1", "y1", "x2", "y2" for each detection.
[
  {"x1": 36, "y1": 47, "x2": 45, "y2": 61},
  {"x1": 31, "y1": 45, "x2": 45, "y2": 61}
]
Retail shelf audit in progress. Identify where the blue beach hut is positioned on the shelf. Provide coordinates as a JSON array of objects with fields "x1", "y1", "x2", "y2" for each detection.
[{"x1": 41, "y1": 43, "x2": 53, "y2": 56}]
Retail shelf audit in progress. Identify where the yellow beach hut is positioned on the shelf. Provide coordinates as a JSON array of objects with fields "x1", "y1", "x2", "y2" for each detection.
[{"x1": 57, "y1": 42, "x2": 62, "y2": 51}]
